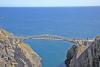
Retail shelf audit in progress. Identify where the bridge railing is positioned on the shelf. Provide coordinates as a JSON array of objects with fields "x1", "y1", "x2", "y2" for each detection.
[{"x1": 8, "y1": 34, "x2": 94, "y2": 45}]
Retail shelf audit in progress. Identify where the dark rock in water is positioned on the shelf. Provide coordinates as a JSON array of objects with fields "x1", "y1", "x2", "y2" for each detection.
[
  {"x1": 65, "y1": 45, "x2": 77, "y2": 67},
  {"x1": 65, "y1": 36, "x2": 100, "y2": 67},
  {"x1": 0, "y1": 28, "x2": 42, "y2": 67}
]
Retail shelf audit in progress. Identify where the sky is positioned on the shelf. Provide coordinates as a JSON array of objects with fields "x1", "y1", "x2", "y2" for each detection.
[{"x1": 0, "y1": 0, "x2": 100, "y2": 7}]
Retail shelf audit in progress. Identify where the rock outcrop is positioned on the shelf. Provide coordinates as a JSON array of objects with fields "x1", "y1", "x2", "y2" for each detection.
[
  {"x1": 65, "y1": 36, "x2": 100, "y2": 67},
  {"x1": 0, "y1": 28, "x2": 42, "y2": 67}
]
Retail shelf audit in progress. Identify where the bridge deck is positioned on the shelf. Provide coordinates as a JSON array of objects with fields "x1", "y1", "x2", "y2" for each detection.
[{"x1": 8, "y1": 34, "x2": 94, "y2": 44}]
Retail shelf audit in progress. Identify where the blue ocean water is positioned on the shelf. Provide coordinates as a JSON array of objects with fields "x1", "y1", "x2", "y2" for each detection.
[{"x1": 0, "y1": 7, "x2": 100, "y2": 67}]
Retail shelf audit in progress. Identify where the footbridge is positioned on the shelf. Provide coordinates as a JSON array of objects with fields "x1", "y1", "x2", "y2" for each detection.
[{"x1": 10, "y1": 34, "x2": 94, "y2": 45}]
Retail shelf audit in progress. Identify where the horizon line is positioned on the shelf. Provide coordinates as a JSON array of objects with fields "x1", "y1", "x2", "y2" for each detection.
[{"x1": 0, "y1": 6, "x2": 100, "y2": 8}]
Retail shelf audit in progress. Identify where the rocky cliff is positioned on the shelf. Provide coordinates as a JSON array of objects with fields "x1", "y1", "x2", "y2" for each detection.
[
  {"x1": 0, "y1": 28, "x2": 42, "y2": 67},
  {"x1": 67, "y1": 36, "x2": 100, "y2": 67}
]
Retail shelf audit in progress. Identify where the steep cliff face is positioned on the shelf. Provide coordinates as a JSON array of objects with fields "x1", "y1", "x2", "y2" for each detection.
[
  {"x1": 0, "y1": 28, "x2": 42, "y2": 67},
  {"x1": 69, "y1": 36, "x2": 100, "y2": 67}
]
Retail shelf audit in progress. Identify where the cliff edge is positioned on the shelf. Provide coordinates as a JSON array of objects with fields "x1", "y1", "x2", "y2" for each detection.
[
  {"x1": 65, "y1": 36, "x2": 100, "y2": 67},
  {"x1": 0, "y1": 28, "x2": 42, "y2": 67}
]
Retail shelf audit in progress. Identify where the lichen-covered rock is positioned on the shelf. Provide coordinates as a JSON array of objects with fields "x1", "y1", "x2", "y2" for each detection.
[{"x1": 0, "y1": 28, "x2": 42, "y2": 67}]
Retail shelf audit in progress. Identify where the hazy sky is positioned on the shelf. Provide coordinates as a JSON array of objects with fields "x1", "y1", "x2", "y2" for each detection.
[{"x1": 0, "y1": 0, "x2": 100, "y2": 7}]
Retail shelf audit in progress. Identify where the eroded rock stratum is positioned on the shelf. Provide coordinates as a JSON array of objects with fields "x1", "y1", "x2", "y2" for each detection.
[{"x1": 0, "y1": 28, "x2": 42, "y2": 67}]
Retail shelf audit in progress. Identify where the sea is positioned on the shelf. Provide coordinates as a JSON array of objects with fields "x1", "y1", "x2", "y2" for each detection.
[{"x1": 0, "y1": 7, "x2": 100, "y2": 67}]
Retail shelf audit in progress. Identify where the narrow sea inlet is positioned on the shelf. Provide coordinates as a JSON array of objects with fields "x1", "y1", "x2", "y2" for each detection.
[{"x1": 0, "y1": 7, "x2": 100, "y2": 67}]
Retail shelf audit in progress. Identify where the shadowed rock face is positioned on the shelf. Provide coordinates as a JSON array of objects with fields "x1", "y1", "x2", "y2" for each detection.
[{"x1": 0, "y1": 28, "x2": 42, "y2": 67}]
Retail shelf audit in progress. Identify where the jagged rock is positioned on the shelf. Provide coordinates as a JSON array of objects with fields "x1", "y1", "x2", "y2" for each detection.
[
  {"x1": 66, "y1": 36, "x2": 100, "y2": 67},
  {"x1": 65, "y1": 45, "x2": 77, "y2": 67},
  {"x1": 0, "y1": 28, "x2": 42, "y2": 67}
]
